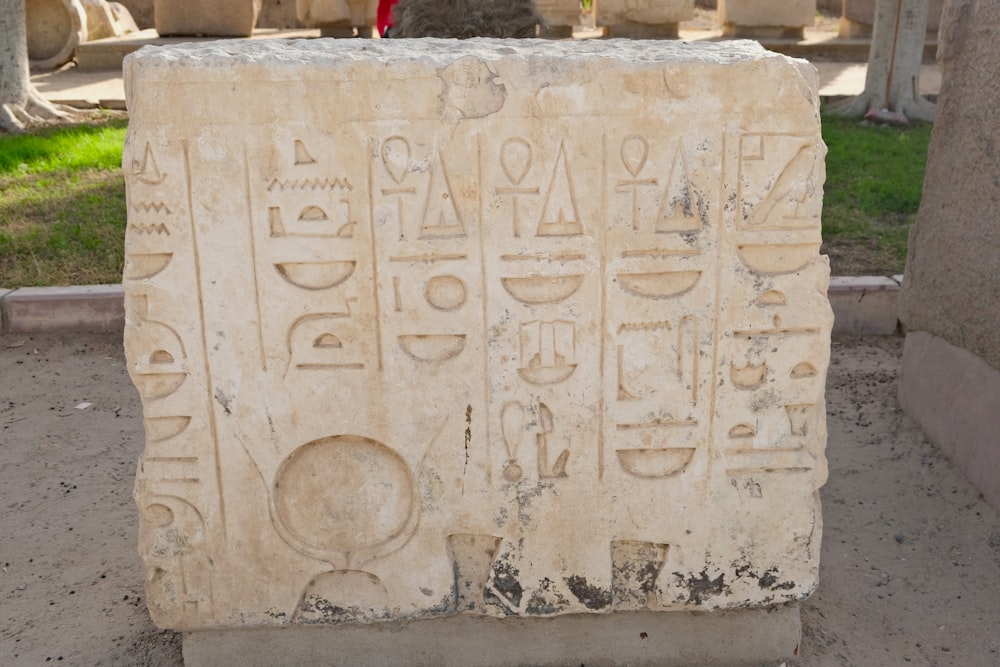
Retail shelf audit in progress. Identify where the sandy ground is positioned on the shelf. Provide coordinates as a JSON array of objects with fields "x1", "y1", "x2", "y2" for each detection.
[{"x1": 1, "y1": 332, "x2": 998, "y2": 666}]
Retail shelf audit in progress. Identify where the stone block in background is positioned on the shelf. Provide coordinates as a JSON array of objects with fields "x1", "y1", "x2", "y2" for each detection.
[
  {"x1": 719, "y1": 0, "x2": 816, "y2": 38},
  {"x1": 598, "y1": 0, "x2": 695, "y2": 38},
  {"x1": 296, "y1": 0, "x2": 376, "y2": 36},
  {"x1": 79, "y1": 0, "x2": 139, "y2": 39},
  {"x1": 840, "y1": 0, "x2": 944, "y2": 38},
  {"x1": 123, "y1": 39, "x2": 831, "y2": 639},
  {"x1": 154, "y1": 0, "x2": 262, "y2": 36},
  {"x1": 26, "y1": 0, "x2": 89, "y2": 69},
  {"x1": 898, "y1": 0, "x2": 1000, "y2": 511},
  {"x1": 533, "y1": 0, "x2": 580, "y2": 36}
]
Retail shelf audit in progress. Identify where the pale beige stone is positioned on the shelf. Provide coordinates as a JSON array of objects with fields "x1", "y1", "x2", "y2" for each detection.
[
  {"x1": 123, "y1": 39, "x2": 832, "y2": 632},
  {"x1": 719, "y1": 0, "x2": 816, "y2": 38},
  {"x1": 295, "y1": 0, "x2": 376, "y2": 35},
  {"x1": 26, "y1": 0, "x2": 88, "y2": 69},
  {"x1": 80, "y1": 0, "x2": 139, "y2": 41},
  {"x1": 153, "y1": 0, "x2": 262, "y2": 36},
  {"x1": 598, "y1": 0, "x2": 695, "y2": 38}
]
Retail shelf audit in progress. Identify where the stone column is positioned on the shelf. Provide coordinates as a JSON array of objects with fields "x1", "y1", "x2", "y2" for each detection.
[
  {"x1": 719, "y1": 0, "x2": 816, "y2": 38},
  {"x1": 898, "y1": 0, "x2": 1000, "y2": 511},
  {"x1": 123, "y1": 38, "x2": 832, "y2": 663},
  {"x1": 598, "y1": 0, "x2": 695, "y2": 38},
  {"x1": 25, "y1": 0, "x2": 88, "y2": 69}
]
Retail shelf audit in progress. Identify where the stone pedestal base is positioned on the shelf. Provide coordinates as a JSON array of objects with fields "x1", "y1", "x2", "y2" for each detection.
[
  {"x1": 319, "y1": 24, "x2": 377, "y2": 37},
  {"x1": 899, "y1": 332, "x2": 1000, "y2": 511},
  {"x1": 838, "y1": 16, "x2": 872, "y2": 39},
  {"x1": 183, "y1": 606, "x2": 801, "y2": 667},
  {"x1": 605, "y1": 21, "x2": 679, "y2": 38},
  {"x1": 722, "y1": 24, "x2": 805, "y2": 39}
]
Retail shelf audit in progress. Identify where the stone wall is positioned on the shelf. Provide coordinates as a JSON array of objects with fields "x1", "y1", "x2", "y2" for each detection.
[
  {"x1": 898, "y1": 0, "x2": 1000, "y2": 510},
  {"x1": 123, "y1": 39, "x2": 832, "y2": 635}
]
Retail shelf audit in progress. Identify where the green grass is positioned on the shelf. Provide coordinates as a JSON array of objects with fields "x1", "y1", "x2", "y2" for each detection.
[
  {"x1": 0, "y1": 116, "x2": 127, "y2": 287},
  {"x1": 0, "y1": 114, "x2": 933, "y2": 287},
  {"x1": 821, "y1": 113, "x2": 933, "y2": 275}
]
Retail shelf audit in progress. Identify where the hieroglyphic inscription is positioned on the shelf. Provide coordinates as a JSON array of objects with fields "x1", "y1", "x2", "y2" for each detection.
[{"x1": 126, "y1": 40, "x2": 831, "y2": 630}]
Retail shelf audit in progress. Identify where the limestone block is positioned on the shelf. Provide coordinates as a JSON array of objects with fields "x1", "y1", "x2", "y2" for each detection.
[
  {"x1": 154, "y1": 0, "x2": 262, "y2": 36},
  {"x1": 899, "y1": 0, "x2": 1000, "y2": 370},
  {"x1": 898, "y1": 0, "x2": 1000, "y2": 510},
  {"x1": 598, "y1": 0, "x2": 695, "y2": 38},
  {"x1": 123, "y1": 39, "x2": 832, "y2": 632},
  {"x1": 26, "y1": 0, "x2": 88, "y2": 69},
  {"x1": 296, "y1": 0, "x2": 375, "y2": 33},
  {"x1": 719, "y1": 0, "x2": 816, "y2": 38}
]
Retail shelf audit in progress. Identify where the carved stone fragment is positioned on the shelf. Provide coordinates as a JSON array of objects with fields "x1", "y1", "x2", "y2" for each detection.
[{"x1": 124, "y1": 39, "x2": 832, "y2": 632}]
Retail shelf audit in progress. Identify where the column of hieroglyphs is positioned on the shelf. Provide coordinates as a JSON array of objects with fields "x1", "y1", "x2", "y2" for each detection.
[{"x1": 124, "y1": 39, "x2": 832, "y2": 631}]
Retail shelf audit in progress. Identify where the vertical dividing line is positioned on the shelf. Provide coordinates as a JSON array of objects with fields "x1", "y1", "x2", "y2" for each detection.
[
  {"x1": 707, "y1": 132, "x2": 727, "y2": 452},
  {"x1": 184, "y1": 140, "x2": 227, "y2": 541},
  {"x1": 242, "y1": 143, "x2": 267, "y2": 372},
  {"x1": 368, "y1": 137, "x2": 384, "y2": 371},
  {"x1": 598, "y1": 131, "x2": 607, "y2": 481},
  {"x1": 477, "y1": 134, "x2": 492, "y2": 486}
]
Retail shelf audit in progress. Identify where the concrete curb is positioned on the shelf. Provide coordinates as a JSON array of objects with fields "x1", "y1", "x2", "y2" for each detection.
[
  {"x1": 1, "y1": 285, "x2": 125, "y2": 334},
  {"x1": 0, "y1": 277, "x2": 903, "y2": 336}
]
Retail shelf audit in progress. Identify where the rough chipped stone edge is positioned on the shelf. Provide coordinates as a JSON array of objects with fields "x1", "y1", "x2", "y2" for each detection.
[{"x1": 0, "y1": 279, "x2": 897, "y2": 335}]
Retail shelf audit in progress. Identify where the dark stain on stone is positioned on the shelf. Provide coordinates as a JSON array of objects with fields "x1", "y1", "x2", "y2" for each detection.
[
  {"x1": 213, "y1": 388, "x2": 232, "y2": 415},
  {"x1": 565, "y1": 575, "x2": 611, "y2": 610},
  {"x1": 674, "y1": 569, "x2": 726, "y2": 605},
  {"x1": 525, "y1": 577, "x2": 570, "y2": 615},
  {"x1": 464, "y1": 404, "x2": 472, "y2": 472},
  {"x1": 491, "y1": 559, "x2": 522, "y2": 608},
  {"x1": 296, "y1": 595, "x2": 352, "y2": 624},
  {"x1": 758, "y1": 568, "x2": 796, "y2": 591}
]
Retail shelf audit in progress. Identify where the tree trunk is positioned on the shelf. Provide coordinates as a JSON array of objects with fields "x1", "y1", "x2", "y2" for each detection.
[
  {"x1": 0, "y1": 0, "x2": 73, "y2": 133},
  {"x1": 829, "y1": 0, "x2": 935, "y2": 122}
]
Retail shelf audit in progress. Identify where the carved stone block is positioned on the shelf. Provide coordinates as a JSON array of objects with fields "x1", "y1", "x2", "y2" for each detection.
[{"x1": 124, "y1": 39, "x2": 832, "y2": 632}]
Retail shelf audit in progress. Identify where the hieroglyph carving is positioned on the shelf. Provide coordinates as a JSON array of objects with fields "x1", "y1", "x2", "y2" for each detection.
[{"x1": 124, "y1": 39, "x2": 832, "y2": 631}]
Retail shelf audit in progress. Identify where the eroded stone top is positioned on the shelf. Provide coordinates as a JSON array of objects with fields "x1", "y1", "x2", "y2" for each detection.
[{"x1": 127, "y1": 37, "x2": 773, "y2": 67}]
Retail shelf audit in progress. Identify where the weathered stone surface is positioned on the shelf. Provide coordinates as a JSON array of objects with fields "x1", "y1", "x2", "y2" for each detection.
[
  {"x1": 719, "y1": 0, "x2": 816, "y2": 37},
  {"x1": 123, "y1": 39, "x2": 831, "y2": 632},
  {"x1": 898, "y1": 0, "x2": 1000, "y2": 511},
  {"x1": 898, "y1": 0, "x2": 1000, "y2": 370},
  {"x1": 153, "y1": 0, "x2": 262, "y2": 36}
]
